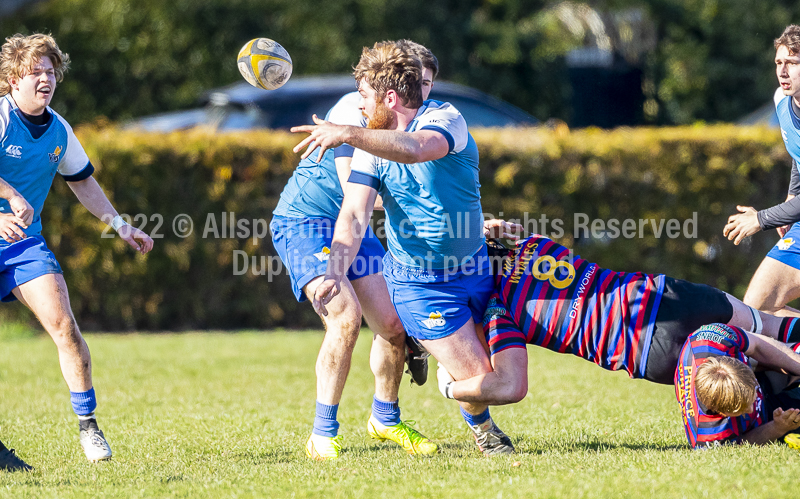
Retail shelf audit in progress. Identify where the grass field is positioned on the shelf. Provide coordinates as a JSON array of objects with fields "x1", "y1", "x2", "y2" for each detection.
[{"x1": 0, "y1": 329, "x2": 798, "y2": 498}]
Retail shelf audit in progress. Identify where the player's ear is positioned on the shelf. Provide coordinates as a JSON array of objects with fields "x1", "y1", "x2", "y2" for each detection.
[{"x1": 385, "y1": 89, "x2": 398, "y2": 108}]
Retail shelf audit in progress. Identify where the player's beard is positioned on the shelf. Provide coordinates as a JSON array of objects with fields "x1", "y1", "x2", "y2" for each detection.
[{"x1": 366, "y1": 101, "x2": 396, "y2": 130}]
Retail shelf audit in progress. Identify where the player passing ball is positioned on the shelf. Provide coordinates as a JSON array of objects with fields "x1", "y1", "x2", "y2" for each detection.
[{"x1": 0, "y1": 33, "x2": 153, "y2": 472}]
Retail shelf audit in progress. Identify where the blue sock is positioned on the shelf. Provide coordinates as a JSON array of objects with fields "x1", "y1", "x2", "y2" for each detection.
[
  {"x1": 313, "y1": 401, "x2": 339, "y2": 438},
  {"x1": 460, "y1": 407, "x2": 490, "y2": 426},
  {"x1": 70, "y1": 387, "x2": 97, "y2": 417},
  {"x1": 371, "y1": 396, "x2": 401, "y2": 426}
]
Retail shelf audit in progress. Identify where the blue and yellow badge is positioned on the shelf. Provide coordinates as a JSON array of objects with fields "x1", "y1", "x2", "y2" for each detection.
[{"x1": 48, "y1": 145, "x2": 62, "y2": 163}]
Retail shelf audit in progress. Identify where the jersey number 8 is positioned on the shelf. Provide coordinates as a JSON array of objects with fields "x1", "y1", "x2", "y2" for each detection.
[{"x1": 531, "y1": 255, "x2": 576, "y2": 289}]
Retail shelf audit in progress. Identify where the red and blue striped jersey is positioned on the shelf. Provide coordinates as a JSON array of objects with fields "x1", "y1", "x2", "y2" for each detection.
[
  {"x1": 674, "y1": 324, "x2": 765, "y2": 449},
  {"x1": 484, "y1": 234, "x2": 665, "y2": 379}
]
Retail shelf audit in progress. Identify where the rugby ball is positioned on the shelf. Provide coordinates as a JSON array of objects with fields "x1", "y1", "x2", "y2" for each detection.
[{"x1": 237, "y1": 38, "x2": 293, "y2": 90}]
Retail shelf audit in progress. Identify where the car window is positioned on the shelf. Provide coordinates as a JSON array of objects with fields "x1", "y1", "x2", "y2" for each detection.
[{"x1": 435, "y1": 96, "x2": 525, "y2": 128}]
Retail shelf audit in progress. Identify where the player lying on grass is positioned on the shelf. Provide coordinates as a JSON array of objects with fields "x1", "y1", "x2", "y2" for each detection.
[
  {"x1": 675, "y1": 323, "x2": 800, "y2": 448},
  {"x1": 271, "y1": 40, "x2": 442, "y2": 461},
  {"x1": 0, "y1": 33, "x2": 153, "y2": 472},
  {"x1": 436, "y1": 235, "x2": 800, "y2": 420}
]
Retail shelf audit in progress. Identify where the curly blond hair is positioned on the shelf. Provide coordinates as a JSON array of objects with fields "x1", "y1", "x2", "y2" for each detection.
[
  {"x1": 0, "y1": 33, "x2": 70, "y2": 96},
  {"x1": 353, "y1": 41, "x2": 423, "y2": 109}
]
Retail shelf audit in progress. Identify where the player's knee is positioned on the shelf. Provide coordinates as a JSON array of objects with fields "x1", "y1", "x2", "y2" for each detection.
[
  {"x1": 47, "y1": 315, "x2": 80, "y2": 345},
  {"x1": 323, "y1": 310, "x2": 362, "y2": 340},
  {"x1": 376, "y1": 314, "x2": 405, "y2": 342}
]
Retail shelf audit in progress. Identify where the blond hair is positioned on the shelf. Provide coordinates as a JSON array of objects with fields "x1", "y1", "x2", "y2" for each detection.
[
  {"x1": 0, "y1": 33, "x2": 70, "y2": 96},
  {"x1": 695, "y1": 356, "x2": 758, "y2": 415},
  {"x1": 396, "y1": 39, "x2": 438, "y2": 79},
  {"x1": 353, "y1": 41, "x2": 423, "y2": 109},
  {"x1": 775, "y1": 25, "x2": 800, "y2": 54}
]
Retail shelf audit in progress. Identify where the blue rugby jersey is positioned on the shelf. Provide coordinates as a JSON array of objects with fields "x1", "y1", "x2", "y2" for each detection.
[
  {"x1": 273, "y1": 92, "x2": 366, "y2": 219},
  {"x1": 348, "y1": 100, "x2": 484, "y2": 268},
  {"x1": 0, "y1": 94, "x2": 93, "y2": 240},
  {"x1": 484, "y1": 234, "x2": 665, "y2": 379},
  {"x1": 674, "y1": 324, "x2": 767, "y2": 449}
]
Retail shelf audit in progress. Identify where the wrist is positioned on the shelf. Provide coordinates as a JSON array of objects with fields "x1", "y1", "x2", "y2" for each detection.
[{"x1": 109, "y1": 215, "x2": 129, "y2": 232}]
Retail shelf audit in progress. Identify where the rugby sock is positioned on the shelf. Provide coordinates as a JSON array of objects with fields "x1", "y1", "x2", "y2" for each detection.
[
  {"x1": 779, "y1": 317, "x2": 800, "y2": 343},
  {"x1": 371, "y1": 396, "x2": 401, "y2": 426},
  {"x1": 460, "y1": 407, "x2": 490, "y2": 427},
  {"x1": 313, "y1": 401, "x2": 339, "y2": 438},
  {"x1": 70, "y1": 388, "x2": 97, "y2": 417}
]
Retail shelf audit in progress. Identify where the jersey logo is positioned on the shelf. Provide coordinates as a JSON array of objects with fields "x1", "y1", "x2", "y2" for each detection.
[
  {"x1": 313, "y1": 246, "x2": 331, "y2": 262},
  {"x1": 4, "y1": 145, "x2": 22, "y2": 159},
  {"x1": 482, "y1": 297, "x2": 507, "y2": 325},
  {"x1": 422, "y1": 311, "x2": 446, "y2": 329},
  {"x1": 48, "y1": 145, "x2": 62, "y2": 163},
  {"x1": 778, "y1": 237, "x2": 795, "y2": 250},
  {"x1": 782, "y1": 128, "x2": 789, "y2": 142}
]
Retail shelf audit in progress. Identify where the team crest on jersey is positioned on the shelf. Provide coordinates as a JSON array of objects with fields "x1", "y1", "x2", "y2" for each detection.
[
  {"x1": 482, "y1": 297, "x2": 507, "y2": 325},
  {"x1": 313, "y1": 246, "x2": 331, "y2": 262},
  {"x1": 422, "y1": 311, "x2": 446, "y2": 329},
  {"x1": 782, "y1": 129, "x2": 789, "y2": 142},
  {"x1": 48, "y1": 145, "x2": 62, "y2": 163},
  {"x1": 778, "y1": 237, "x2": 795, "y2": 251},
  {"x1": 4, "y1": 144, "x2": 22, "y2": 159}
]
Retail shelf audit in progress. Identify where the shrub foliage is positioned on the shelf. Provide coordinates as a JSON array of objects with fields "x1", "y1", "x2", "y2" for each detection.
[{"x1": 27, "y1": 125, "x2": 790, "y2": 330}]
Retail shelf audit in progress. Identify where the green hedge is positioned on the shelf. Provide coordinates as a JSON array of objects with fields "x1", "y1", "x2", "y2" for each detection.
[{"x1": 15, "y1": 125, "x2": 790, "y2": 330}]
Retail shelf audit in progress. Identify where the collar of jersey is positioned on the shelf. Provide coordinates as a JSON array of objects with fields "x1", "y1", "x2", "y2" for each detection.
[
  {"x1": 405, "y1": 102, "x2": 431, "y2": 133},
  {"x1": 786, "y1": 96, "x2": 800, "y2": 130},
  {"x1": 4, "y1": 94, "x2": 54, "y2": 142}
]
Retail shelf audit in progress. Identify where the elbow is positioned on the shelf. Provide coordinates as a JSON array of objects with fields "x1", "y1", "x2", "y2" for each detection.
[{"x1": 496, "y1": 376, "x2": 528, "y2": 405}]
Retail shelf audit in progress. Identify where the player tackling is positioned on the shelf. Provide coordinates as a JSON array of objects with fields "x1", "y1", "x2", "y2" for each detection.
[
  {"x1": 437, "y1": 234, "x2": 800, "y2": 447},
  {"x1": 0, "y1": 33, "x2": 153, "y2": 472}
]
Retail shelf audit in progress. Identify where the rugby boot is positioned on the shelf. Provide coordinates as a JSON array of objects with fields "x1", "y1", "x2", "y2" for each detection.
[
  {"x1": 305, "y1": 434, "x2": 343, "y2": 461},
  {"x1": 79, "y1": 419, "x2": 113, "y2": 462},
  {"x1": 785, "y1": 433, "x2": 800, "y2": 450},
  {"x1": 0, "y1": 443, "x2": 33, "y2": 472},
  {"x1": 367, "y1": 416, "x2": 438, "y2": 455},
  {"x1": 405, "y1": 335, "x2": 430, "y2": 386},
  {"x1": 469, "y1": 418, "x2": 515, "y2": 456}
]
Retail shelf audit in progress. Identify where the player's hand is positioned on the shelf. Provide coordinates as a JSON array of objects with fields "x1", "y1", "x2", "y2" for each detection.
[
  {"x1": 311, "y1": 276, "x2": 342, "y2": 316},
  {"x1": 772, "y1": 407, "x2": 800, "y2": 433},
  {"x1": 0, "y1": 213, "x2": 27, "y2": 243},
  {"x1": 8, "y1": 195, "x2": 33, "y2": 227},
  {"x1": 437, "y1": 362, "x2": 455, "y2": 399},
  {"x1": 117, "y1": 225, "x2": 154, "y2": 255},
  {"x1": 484, "y1": 219, "x2": 524, "y2": 240},
  {"x1": 723, "y1": 206, "x2": 761, "y2": 245},
  {"x1": 291, "y1": 115, "x2": 350, "y2": 163},
  {"x1": 778, "y1": 225, "x2": 791, "y2": 237}
]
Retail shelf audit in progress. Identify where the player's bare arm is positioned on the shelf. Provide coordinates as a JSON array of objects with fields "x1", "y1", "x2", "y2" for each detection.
[
  {"x1": 744, "y1": 332, "x2": 800, "y2": 374},
  {"x1": 0, "y1": 177, "x2": 33, "y2": 227},
  {"x1": 292, "y1": 115, "x2": 449, "y2": 164},
  {"x1": 67, "y1": 177, "x2": 154, "y2": 255},
  {"x1": 312, "y1": 182, "x2": 377, "y2": 316},
  {"x1": 438, "y1": 348, "x2": 529, "y2": 405},
  {"x1": 740, "y1": 408, "x2": 800, "y2": 445},
  {"x1": 334, "y1": 157, "x2": 384, "y2": 211}
]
